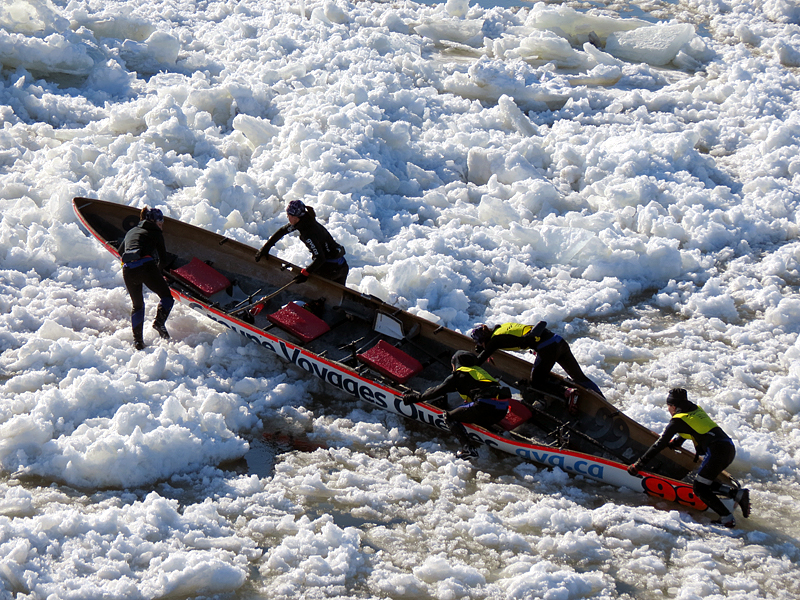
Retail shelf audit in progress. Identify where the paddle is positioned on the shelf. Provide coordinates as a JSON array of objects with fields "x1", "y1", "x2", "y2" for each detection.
[
  {"x1": 228, "y1": 286, "x2": 267, "y2": 312},
  {"x1": 230, "y1": 280, "x2": 296, "y2": 316}
]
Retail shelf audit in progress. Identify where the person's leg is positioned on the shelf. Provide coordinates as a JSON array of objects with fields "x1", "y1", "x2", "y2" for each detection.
[
  {"x1": 331, "y1": 262, "x2": 349, "y2": 285},
  {"x1": 141, "y1": 263, "x2": 174, "y2": 338},
  {"x1": 123, "y1": 267, "x2": 146, "y2": 348},
  {"x1": 530, "y1": 346, "x2": 558, "y2": 390},
  {"x1": 445, "y1": 401, "x2": 507, "y2": 458},
  {"x1": 445, "y1": 403, "x2": 481, "y2": 449},
  {"x1": 694, "y1": 442, "x2": 737, "y2": 525},
  {"x1": 319, "y1": 261, "x2": 349, "y2": 285},
  {"x1": 554, "y1": 341, "x2": 603, "y2": 397}
]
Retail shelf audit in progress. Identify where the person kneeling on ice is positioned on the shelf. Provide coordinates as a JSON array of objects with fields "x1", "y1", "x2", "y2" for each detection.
[
  {"x1": 402, "y1": 350, "x2": 510, "y2": 460},
  {"x1": 468, "y1": 322, "x2": 603, "y2": 414},
  {"x1": 627, "y1": 388, "x2": 751, "y2": 528},
  {"x1": 254, "y1": 200, "x2": 349, "y2": 285},
  {"x1": 118, "y1": 206, "x2": 174, "y2": 350}
]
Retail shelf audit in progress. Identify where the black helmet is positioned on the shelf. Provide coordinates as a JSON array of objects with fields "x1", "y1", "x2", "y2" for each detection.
[
  {"x1": 666, "y1": 388, "x2": 691, "y2": 410},
  {"x1": 451, "y1": 350, "x2": 477, "y2": 368}
]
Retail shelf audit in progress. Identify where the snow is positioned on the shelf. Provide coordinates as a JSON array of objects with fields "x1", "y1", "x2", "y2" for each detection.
[{"x1": 1, "y1": 0, "x2": 800, "y2": 597}]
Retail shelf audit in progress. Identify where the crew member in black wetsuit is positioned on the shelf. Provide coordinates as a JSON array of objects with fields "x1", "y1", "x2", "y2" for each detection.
[
  {"x1": 627, "y1": 388, "x2": 751, "y2": 528},
  {"x1": 402, "y1": 351, "x2": 510, "y2": 460},
  {"x1": 118, "y1": 206, "x2": 174, "y2": 350},
  {"x1": 254, "y1": 200, "x2": 349, "y2": 285},
  {"x1": 469, "y1": 322, "x2": 603, "y2": 413}
]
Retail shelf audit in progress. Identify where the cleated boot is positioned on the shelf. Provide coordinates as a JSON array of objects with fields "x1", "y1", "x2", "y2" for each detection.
[
  {"x1": 132, "y1": 323, "x2": 145, "y2": 350},
  {"x1": 712, "y1": 514, "x2": 736, "y2": 528},
  {"x1": 153, "y1": 303, "x2": 172, "y2": 339},
  {"x1": 152, "y1": 321, "x2": 170, "y2": 339},
  {"x1": 456, "y1": 447, "x2": 479, "y2": 460},
  {"x1": 735, "y1": 488, "x2": 751, "y2": 518},
  {"x1": 565, "y1": 388, "x2": 580, "y2": 415}
]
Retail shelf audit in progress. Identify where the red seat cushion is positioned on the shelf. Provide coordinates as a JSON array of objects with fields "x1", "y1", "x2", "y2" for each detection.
[
  {"x1": 267, "y1": 303, "x2": 331, "y2": 343},
  {"x1": 171, "y1": 258, "x2": 231, "y2": 297},
  {"x1": 498, "y1": 399, "x2": 532, "y2": 431},
  {"x1": 357, "y1": 340, "x2": 423, "y2": 384}
]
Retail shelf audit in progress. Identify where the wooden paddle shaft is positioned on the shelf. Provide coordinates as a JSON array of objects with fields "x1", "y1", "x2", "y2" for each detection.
[{"x1": 232, "y1": 280, "x2": 295, "y2": 314}]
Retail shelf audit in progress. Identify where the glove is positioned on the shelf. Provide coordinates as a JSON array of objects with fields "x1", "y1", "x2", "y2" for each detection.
[
  {"x1": 402, "y1": 391, "x2": 421, "y2": 405},
  {"x1": 627, "y1": 462, "x2": 641, "y2": 476},
  {"x1": 667, "y1": 437, "x2": 685, "y2": 450},
  {"x1": 293, "y1": 268, "x2": 310, "y2": 283},
  {"x1": 255, "y1": 244, "x2": 273, "y2": 262}
]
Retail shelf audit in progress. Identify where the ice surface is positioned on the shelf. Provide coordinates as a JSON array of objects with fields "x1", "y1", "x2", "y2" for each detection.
[{"x1": 1, "y1": 0, "x2": 800, "y2": 597}]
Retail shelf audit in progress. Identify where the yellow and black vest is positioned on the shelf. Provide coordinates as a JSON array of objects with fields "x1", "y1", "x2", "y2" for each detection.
[
  {"x1": 491, "y1": 323, "x2": 532, "y2": 350},
  {"x1": 672, "y1": 407, "x2": 731, "y2": 452},
  {"x1": 674, "y1": 407, "x2": 717, "y2": 438},
  {"x1": 455, "y1": 365, "x2": 498, "y2": 401}
]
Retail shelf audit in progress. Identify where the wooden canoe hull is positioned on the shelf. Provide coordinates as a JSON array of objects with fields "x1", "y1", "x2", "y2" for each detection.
[{"x1": 73, "y1": 196, "x2": 737, "y2": 511}]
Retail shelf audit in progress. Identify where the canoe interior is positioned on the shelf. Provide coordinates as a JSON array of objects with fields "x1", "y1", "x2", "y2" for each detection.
[{"x1": 74, "y1": 197, "x2": 734, "y2": 487}]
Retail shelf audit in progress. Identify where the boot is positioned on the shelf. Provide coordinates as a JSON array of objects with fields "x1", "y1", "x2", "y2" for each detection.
[
  {"x1": 152, "y1": 320, "x2": 170, "y2": 339},
  {"x1": 153, "y1": 306, "x2": 170, "y2": 339},
  {"x1": 735, "y1": 488, "x2": 751, "y2": 518},
  {"x1": 456, "y1": 446, "x2": 479, "y2": 460},
  {"x1": 712, "y1": 514, "x2": 736, "y2": 528},
  {"x1": 133, "y1": 323, "x2": 145, "y2": 350},
  {"x1": 565, "y1": 388, "x2": 579, "y2": 415}
]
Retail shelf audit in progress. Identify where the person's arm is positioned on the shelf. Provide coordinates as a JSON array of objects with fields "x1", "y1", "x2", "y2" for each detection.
[
  {"x1": 628, "y1": 418, "x2": 684, "y2": 474},
  {"x1": 403, "y1": 373, "x2": 458, "y2": 405},
  {"x1": 475, "y1": 335, "x2": 508, "y2": 365},
  {"x1": 255, "y1": 224, "x2": 291, "y2": 261},
  {"x1": 154, "y1": 231, "x2": 167, "y2": 271}
]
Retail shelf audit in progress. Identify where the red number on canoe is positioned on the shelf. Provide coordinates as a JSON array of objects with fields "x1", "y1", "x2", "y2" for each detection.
[{"x1": 642, "y1": 476, "x2": 708, "y2": 511}]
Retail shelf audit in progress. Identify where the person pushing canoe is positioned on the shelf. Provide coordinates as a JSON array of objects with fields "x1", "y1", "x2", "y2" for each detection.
[
  {"x1": 118, "y1": 206, "x2": 174, "y2": 349},
  {"x1": 468, "y1": 322, "x2": 603, "y2": 413},
  {"x1": 403, "y1": 350, "x2": 511, "y2": 460},
  {"x1": 255, "y1": 200, "x2": 349, "y2": 285},
  {"x1": 627, "y1": 388, "x2": 751, "y2": 528}
]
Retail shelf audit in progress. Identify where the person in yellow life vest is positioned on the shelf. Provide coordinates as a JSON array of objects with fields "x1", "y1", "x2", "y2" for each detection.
[
  {"x1": 469, "y1": 322, "x2": 603, "y2": 413},
  {"x1": 627, "y1": 388, "x2": 751, "y2": 528},
  {"x1": 402, "y1": 351, "x2": 510, "y2": 460}
]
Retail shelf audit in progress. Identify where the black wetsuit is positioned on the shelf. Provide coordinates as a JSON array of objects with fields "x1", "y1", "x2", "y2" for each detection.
[
  {"x1": 475, "y1": 322, "x2": 603, "y2": 397},
  {"x1": 417, "y1": 366, "x2": 510, "y2": 449},
  {"x1": 637, "y1": 404, "x2": 737, "y2": 518},
  {"x1": 260, "y1": 212, "x2": 348, "y2": 284},
  {"x1": 118, "y1": 221, "x2": 174, "y2": 342}
]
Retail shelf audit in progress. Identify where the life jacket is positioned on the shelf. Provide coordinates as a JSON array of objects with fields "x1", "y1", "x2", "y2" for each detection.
[
  {"x1": 491, "y1": 323, "x2": 532, "y2": 350},
  {"x1": 455, "y1": 366, "x2": 502, "y2": 402},
  {"x1": 673, "y1": 407, "x2": 728, "y2": 448}
]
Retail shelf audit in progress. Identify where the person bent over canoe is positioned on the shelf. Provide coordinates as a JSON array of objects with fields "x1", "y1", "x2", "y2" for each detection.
[
  {"x1": 118, "y1": 206, "x2": 174, "y2": 350},
  {"x1": 627, "y1": 388, "x2": 751, "y2": 528},
  {"x1": 469, "y1": 322, "x2": 603, "y2": 414},
  {"x1": 402, "y1": 350, "x2": 510, "y2": 460},
  {"x1": 255, "y1": 200, "x2": 349, "y2": 285}
]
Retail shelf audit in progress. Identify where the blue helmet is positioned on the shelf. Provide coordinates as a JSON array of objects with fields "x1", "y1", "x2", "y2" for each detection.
[
  {"x1": 286, "y1": 200, "x2": 307, "y2": 217},
  {"x1": 145, "y1": 207, "x2": 164, "y2": 223}
]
